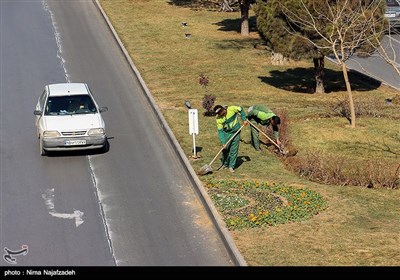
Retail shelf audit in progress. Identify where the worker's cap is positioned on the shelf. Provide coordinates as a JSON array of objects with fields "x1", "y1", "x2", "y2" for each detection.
[{"x1": 248, "y1": 106, "x2": 254, "y2": 113}]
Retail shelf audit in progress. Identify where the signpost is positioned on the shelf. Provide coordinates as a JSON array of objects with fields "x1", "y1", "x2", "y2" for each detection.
[{"x1": 188, "y1": 109, "x2": 199, "y2": 158}]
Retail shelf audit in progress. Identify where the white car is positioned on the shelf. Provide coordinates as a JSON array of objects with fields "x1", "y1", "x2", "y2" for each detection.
[{"x1": 34, "y1": 83, "x2": 108, "y2": 156}]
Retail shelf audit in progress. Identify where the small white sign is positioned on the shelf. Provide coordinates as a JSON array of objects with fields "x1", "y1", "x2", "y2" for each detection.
[{"x1": 188, "y1": 109, "x2": 199, "y2": 135}]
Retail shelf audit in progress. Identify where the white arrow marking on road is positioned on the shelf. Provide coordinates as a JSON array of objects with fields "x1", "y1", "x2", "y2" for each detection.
[{"x1": 42, "y1": 188, "x2": 84, "y2": 227}]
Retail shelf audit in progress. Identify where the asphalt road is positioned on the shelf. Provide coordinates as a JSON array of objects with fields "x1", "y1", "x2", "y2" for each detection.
[
  {"x1": 340, "y1": 34, "x2": 400, "y2": 90},
  {"x1": 0, "y1": 0, "x2": 235, "y2": 266}
]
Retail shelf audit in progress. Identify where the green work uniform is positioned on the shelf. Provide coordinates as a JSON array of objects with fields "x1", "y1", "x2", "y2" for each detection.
[
  {"x1": 247, "y1": 105, "x2": 279, "y2": 150},
  {"x1": 216, "y1": 105, "x2": 247, "y2": 169}
]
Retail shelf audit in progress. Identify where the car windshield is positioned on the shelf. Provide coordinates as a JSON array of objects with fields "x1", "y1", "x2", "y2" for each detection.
[{"x1": 45, "y1": 95, "x2": 97, "y2": 115}]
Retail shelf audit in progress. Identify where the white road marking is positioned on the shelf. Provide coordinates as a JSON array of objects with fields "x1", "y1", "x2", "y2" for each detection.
[
  {"x1": 42, "y1": 0, "x2": 70, "y2": 82},
  {"x1": 42, "y1": 188, "x2": 84, "y2": 227}
]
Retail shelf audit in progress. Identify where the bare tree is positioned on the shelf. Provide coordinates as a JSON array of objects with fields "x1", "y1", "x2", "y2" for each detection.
[{"x1": 279, "y1": 0, "x2": 386, "y2": 128}]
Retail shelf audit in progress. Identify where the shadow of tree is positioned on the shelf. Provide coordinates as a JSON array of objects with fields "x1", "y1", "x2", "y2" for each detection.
[
  {"x1": 213, "y1": 16, "x2": 258, "y2": 33},
  {"x1": 340, "y1": 141, "x2": 400, "y2": 159},
  {"x1": 167, "y1": 0, "x2": 220, "y2": 11},
  {"x1": 167, "y1": 1, "x2": 381, "y2": 95},
  {"x1": 259, "y1": 68, "x2": 381, "y2": 94},
  {"x1": 215, "y1": 37, "x2": 267, "y2": 50}
]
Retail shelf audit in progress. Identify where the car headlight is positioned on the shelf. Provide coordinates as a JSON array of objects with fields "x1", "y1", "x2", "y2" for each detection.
[
  {"x1": 88, "y1": 128, "x2": 105, "y2": 136},
  {"x1": 43, "y1": 130, "x2": 61, "y2": 138}
]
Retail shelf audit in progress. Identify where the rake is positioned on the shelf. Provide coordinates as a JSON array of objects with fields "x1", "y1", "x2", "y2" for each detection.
[
  {"x1": 248, "y1": 121, "x2": 288, "y2": 156},
  {"x1": 197, "y1": 124, "x2": 245, "y2": 176}
]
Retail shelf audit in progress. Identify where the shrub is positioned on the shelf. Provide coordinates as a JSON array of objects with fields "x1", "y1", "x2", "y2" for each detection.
[
  {"x1": 284, "y1": 150, "x2": 399, "y2": 189},
  {"x1": 202, "y1": 94, "x2": 216, "y2": 116},
  {"x1": 258, "y1": 109, "x2": 298, "y2": 156},
  {"x1": 199, "y1": 74, "x2": 216, "y2": 116},
  {"x1": 327, "y1": 96, "x2": 386, "y2": 120}
]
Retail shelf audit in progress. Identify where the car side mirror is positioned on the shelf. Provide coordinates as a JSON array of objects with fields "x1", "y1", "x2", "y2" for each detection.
[
  {"x1": 99, "y1": 107, "x2": 108, "y2": 113},
  {"x1": 34, "y1": 110, "x2": 42, "y2": 115}
]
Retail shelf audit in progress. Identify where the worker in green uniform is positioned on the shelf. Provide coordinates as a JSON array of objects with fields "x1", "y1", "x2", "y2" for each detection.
[
  {"x1": 247, "y1": 105, "x2": 281, "y2": 151},
  {"x1": 213, "y1": 105, "x2": 248, "y2": 173}
]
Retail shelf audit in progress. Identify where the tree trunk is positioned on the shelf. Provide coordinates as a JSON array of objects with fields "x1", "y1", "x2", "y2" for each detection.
[
  {"x1": 313, "y1": 57, "x2": 325, "y2": 94},
  {"x1": 340, "y1": 62, "x2": 356, "y2": 128},
  {"x1": 240, "y1": 2, "x2": 250, "y2": 36}
]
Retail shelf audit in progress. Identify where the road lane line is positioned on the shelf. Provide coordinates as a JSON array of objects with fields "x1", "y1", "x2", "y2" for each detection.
[{"x1": 42, "y1": 0, "x2": 70, "y2": 82}]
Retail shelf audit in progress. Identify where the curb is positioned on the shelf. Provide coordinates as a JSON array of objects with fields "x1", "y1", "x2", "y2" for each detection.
[{"x1": 93, "y1": 0, "x2": 247, "y2": 266}]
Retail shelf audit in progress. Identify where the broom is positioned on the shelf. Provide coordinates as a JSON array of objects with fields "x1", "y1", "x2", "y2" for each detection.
[{"x1": 197, "y1": 124, "x2": 245, "y2": 175}]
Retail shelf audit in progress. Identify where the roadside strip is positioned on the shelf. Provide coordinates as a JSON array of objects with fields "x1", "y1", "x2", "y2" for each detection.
[{"x1": 93, "y1": 0, "x2": 247, "y2": 266}]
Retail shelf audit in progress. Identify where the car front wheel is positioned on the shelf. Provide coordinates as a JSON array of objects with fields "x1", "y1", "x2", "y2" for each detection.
[{"x1": 99, "y1": 139, "x2": 109, "y2": 154}]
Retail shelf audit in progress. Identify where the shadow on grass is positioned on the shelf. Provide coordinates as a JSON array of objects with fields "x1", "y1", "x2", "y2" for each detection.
[
  {"x1": 214, "y1": 38, "x2": 267, "y2": 51},
  {"x1": 167, "y1": 0, "x2": 220, "y2": 11},
  {"x1": 193, "y1": 146, "x2": 203, "y2": 154},
  {"x1": 168, "y1": 1, "x2": 258, "y2": 33},
  {"x1": 212, "y1": 18, "x2": 267, "y2": 51},
  {"x1": 259, "y1": 68, "x2": 381, "y2": 94},
  {"x1": 213, "y1": 16, "x2": 258, "y2": 33},
  {"x1": 341, "y1": 141, "x2": 400, "y2": 158},
  {"x1": 235, "y1": 155, "x2": 251, "y2": 169}
]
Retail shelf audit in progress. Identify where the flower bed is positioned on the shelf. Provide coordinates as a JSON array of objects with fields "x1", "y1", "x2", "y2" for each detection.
[{"x1": 205, "y1": 179, "x2": 328, "y2": 230}]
